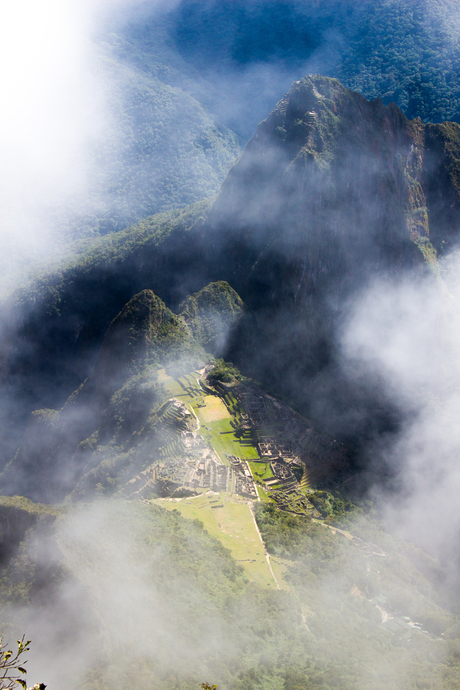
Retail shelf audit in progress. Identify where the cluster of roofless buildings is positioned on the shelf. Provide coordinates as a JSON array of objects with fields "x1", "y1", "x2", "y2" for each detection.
[
  {"x1": 127, "y1": 373, "x2": 351, "y2": 505},
  {"x1": 230, "y1": 383, "x2": 351, "y2": 495}
]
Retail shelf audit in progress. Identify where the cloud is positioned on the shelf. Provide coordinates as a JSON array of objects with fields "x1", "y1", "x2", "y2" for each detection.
[
  {"x1": 340, "y1": 251, "x2": 460, "y2": 569},
  {"x1": 0, "y1": 1, "x2": 109, "y2": 287}
]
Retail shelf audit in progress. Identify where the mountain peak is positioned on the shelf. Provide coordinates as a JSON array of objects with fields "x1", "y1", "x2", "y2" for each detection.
[{"x1": 95, "y1": 289, "x2": 189, "y2": 388}]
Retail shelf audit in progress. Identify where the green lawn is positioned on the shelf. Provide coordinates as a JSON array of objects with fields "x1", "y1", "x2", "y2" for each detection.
[
  {"x1": 199, "y1": 418, "x2": 259, "y2": 462},
  {"x1": 248, "y1": 461, "x2": 274, "y2": 481},
  {"x1": 157, "y1": 492, "x2": 285, "y2": 589}
]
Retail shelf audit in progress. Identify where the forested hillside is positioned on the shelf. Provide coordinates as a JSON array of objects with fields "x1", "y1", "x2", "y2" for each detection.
[
  {"x1": 50, "y1": 0, "x2": 460, "y2": 241},
  {"x1": 3, "y1": 4, "x2": 460, "y2": 689},
  {"x1": 156, "y1": 0, "x2": 460, "y2": 134},
  {"x1": 2, "y1": 496, "x2": 460, "y2": 690}
]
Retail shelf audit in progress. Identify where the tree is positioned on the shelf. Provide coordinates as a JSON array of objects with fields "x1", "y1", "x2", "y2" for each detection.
[{"x1": 0, "y1": 636, "x2": 45, "y2": 690}]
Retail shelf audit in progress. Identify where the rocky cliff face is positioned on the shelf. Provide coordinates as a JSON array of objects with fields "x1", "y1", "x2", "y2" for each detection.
[
  {"x1": 208, "y1": 75, "x2": 460, "y2": 294},
  {"x1": 202, "y1": 75, "x2": 460, "y2": 436}
]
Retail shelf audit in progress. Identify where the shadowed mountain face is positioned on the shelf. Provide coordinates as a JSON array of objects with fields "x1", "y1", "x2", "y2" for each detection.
[
  {"x1": 208, "y1": 74, "x2": 459, "y2": 283},
  {"x1": 203, "y1": 75, "x2": 460, "y2": 439},
  {"x1": 3, "y1": 76, "x2": 460, "y2": 492},
  {"x1": 0, "y1": 283, "x2": 243, "y2": 501}
]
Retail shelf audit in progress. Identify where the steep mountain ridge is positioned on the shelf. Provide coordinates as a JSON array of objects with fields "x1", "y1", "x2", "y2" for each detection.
[
  {"x1": 3, "y1": 76, "x2": 460, "y2": 486},
  {"x1": 0, "y1": 282, "x2": 243, "y2": 501},
  {"x1": 202, "y1": 75, "x2": 460, "y2": 436},
  {"x1": 94, "y1": 289, "x2": 190, "y2": 394}
]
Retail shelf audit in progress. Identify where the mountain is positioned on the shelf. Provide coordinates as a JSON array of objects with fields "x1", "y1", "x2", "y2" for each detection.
[
  {"x1": 51, "y1": 0, "x2": 460, "y2": 242},
  {"x1": 202, "y1": 74, "x2": 460, "y2": 442},
  {"x1": 0, "y1": 280, "x2": 244, "y2": 501},
  {"x1": 3, "y1": 70, "x2": 460, "y2": 689},
  {"x1": 3, "y1": 75, "x2": 460, "y2": 486},
  {"x1": 178, "y1": 281, "x2": 245, "y2": 356}
]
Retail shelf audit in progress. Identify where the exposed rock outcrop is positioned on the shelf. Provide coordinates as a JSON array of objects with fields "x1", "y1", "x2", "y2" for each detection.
[{"x1": 201, "y1": 75, "x2": 460, "y2": 438}]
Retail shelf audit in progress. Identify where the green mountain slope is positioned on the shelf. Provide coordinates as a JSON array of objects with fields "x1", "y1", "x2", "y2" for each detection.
[
  {"x1": 57, "y1": 40, "x2": 240, "y2": 238},
  {"x1": 4, "y1": 77, "x2": 460, "y2": 489},
  {"x1": 161, "y1": 0, "x2": 460, "y2": 134},
  {"x1": 2, "y1": 494, "x2": 460, "y2": 689}
]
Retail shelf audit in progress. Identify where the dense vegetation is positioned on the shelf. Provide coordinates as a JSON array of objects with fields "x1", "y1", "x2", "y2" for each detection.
[
  {"x1": 0, "y1": 498, "x2": 358, "y2": 690},
  {"x1": 255, "y1": 503, "x2": 460, "y2": 689},
  {"x1": 337, "y1": 0, "x2": 460, "y2": 123},
  {"x1": 52, "y1": 38, "x2": 240, "y2": 240},
  {"x1": 162, "y1": 0, "x2": 460, "y2": 132},
  {"x1": 51, "y1": 0, "x2": 460, "y2": 241},
  {"x1": 2, "y1": 496, "x2": 460, "y2": 689}
]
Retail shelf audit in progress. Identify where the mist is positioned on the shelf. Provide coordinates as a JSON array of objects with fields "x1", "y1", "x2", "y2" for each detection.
[
  {"x1": 0, "y1": 0, "x2": 108, "y2": 286},
  {"x1": 3, "y1": 3, "x2": 460, "y2": 689},
  {"x1": 19, "y1": 500, "x2": 235, "y2": 689},
  {"x1": 340, "y1": 251, "x2": 460, "y2": 571},
  {"x1": 0, "y1": 0, "x2": 237, "y2": 293}
]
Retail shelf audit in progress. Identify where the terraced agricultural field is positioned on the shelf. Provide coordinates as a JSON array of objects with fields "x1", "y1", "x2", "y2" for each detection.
[
  {"x1": 157, "y1": 367, "x2": 261, "y2": 464},
  {"x1": 159, "y1": 369, "x2": 202, "y2": 403}
]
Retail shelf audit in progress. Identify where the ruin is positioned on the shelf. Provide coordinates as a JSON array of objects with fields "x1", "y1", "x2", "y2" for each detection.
[
  {"x1": 227, "y1": 455, "x2": 258, "y2": 499},
  {"x1": 229, "y1": 383, "x2": 349, "y2": 489},
  {"x1": 126, "y1": 369, "x2": 350, "y2": 506}
]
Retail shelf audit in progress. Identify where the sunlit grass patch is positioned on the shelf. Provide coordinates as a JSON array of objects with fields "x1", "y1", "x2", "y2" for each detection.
[
  {"x1": 158, "y1": 493, "x2": 285, "y2": 589},
  {"x1": 199, "y1": 418, "x2": 259, "y2": 461},
  {"x1": 197, "y1": 395, "x2": 231, "y2": 423},
  {"x1": 248, "y1": 461, "x2": 274, "y2": 481}
]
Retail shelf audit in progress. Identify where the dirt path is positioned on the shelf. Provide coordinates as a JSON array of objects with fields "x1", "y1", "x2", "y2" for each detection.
[
  {"x1": 313, "y1": 519, "x2": 387, "y2": 558},
  {"x1": 312, "y1": 519, "x2": 353, "y2": 540}
]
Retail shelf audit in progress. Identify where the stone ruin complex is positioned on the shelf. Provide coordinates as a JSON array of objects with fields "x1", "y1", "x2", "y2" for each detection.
[
  {"x1": 227, "y1": 454, "x2": 258, "y2": 499},
  {"x1": 231, "y1": 383, "x2": 350, "y2": 489},
  {"x1": 125, "y1": 371, "x2": 351, "y2": 507}
]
